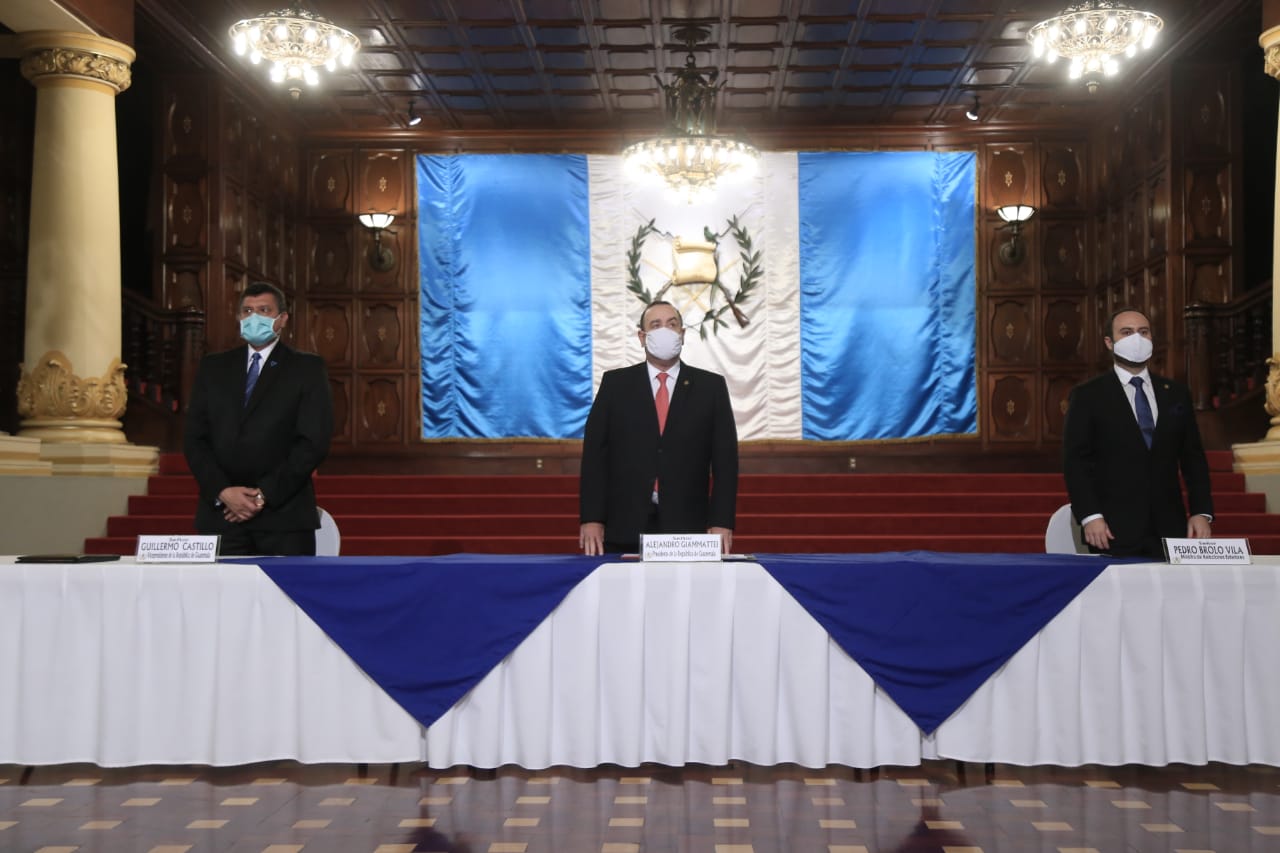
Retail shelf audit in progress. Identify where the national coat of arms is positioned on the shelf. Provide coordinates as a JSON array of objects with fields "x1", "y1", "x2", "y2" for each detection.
[{"x1": 625, "y1": 214, "x2": 762, "y2": 338}]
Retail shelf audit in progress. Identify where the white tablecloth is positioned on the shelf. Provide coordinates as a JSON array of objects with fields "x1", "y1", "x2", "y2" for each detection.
[{"x1": 2, "y1": 556, "x2": 1278, "y2": 768}]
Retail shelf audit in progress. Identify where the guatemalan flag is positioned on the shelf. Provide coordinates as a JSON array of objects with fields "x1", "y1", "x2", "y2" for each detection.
[{"x1": 418, "y1": 151, "x2": 977, "y2": 442}]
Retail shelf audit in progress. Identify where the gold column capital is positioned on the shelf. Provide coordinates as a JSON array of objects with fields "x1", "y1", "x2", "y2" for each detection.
[
  {"x1": 18, "y1": 31, "x2": 135, "y2": 95},
  {"x1": 17, "y1": 351, "x2": 128, "y2": 444},
  {"x1": 1262, "y1": 25, "x2": 1280, "y2": 79}
]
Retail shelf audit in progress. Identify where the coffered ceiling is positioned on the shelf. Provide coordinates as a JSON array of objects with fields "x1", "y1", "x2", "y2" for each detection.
[{"x1": 139, "y1": 0, "x2": 1256, "y2": 138}]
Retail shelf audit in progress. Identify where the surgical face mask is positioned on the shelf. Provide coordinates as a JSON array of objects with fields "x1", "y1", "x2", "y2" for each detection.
[
  {"x1": 644, "y1": 326, "x2": 683, "y2": 361},
  {"x1": 240, "y1": 313, "x2": 279, "y2": 347},
  {"x1": 1112, "y1": 332, "x2": 1153, "y2": 364}
]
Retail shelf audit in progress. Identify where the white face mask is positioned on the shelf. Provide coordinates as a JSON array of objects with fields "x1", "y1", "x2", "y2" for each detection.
[
  {"x1": 1112, "y1": 333, "x2": 1153, "y2": 364},
  {"x1": 644, "y1": 326, "x2": 683, "y2": 361}
]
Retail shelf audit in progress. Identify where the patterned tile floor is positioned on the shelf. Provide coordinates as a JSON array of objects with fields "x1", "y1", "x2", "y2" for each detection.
[{"x1": 1, "y1": 760, "x2": 1278, "y2": 853}]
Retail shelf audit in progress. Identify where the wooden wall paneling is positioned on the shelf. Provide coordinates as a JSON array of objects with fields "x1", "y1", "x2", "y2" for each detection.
[
  {"x1": 1103, "y1": 121, "x2": 1124, "y2": 204},
  {"x1": 308, "y1": 150, "x2": 354, "y2": 215},
  {"x1": 1043, "y1": 374, "x2": 1082, "y2": 439},
  {"x1": 988, "y1": 217, "x2": 1035, "y2": 289},
  {"x1": 987, "y1": 373, "x2": 1035, "y2": 441},
  {"x1": 219, "y1": 180, "x2": 244, "y2": 271},
  {"x1": 1144, "y1": 263, "x2": 1169, "y2": 331},
  {"x1": 1041, "y1": 144, "x2": 1084, "y2": 211},
  {"x1": 247, "y1": 194, "x2": 265, "y2": 277},
  {"x1": 307, "y1": 299, "x2": 353, "y2": 368},
  {"x1": 1123, "y1": 186, "x2": 1145, "y2": 272},
  {"x1": 357, "y1": 375, "x2": 405, "y2": 444},
  {"x1": 1122, "y1": 100, "x2": 1145, "y2": 176},
  {"x1": 164, "y1": 264, "x2": 205, "y2": 311},
  {"x1": 328, "y1": 375, "x2": 352, "y2": 445},
  {"x1": 306, "y1": 224, "x2": 354, "y2": 293},
  {"x1": 359, "y1": 300, "x2": 405, "y2": 368},
  {"x1": 985, "y1": 144, "x2": 1036, "y2": 210},
  {"x1": 222, "y1": 97, "x2": 245, "y2": 181},
  {"x1": 283, "y1": 219, "x2": 298, "y2": 291},
  {"x1": 1042, "y1": 220, "x2": 1085, "y2": 289},
  {"x1": 1185, "y1": 166, "x2": 1229, "y2": 246},
  {"x1": 266, "y1": 209, "x2": 283, "y2": 283},
  {"x1": 1104, "y1": 204, "x2": 1123, "y2": 280},
  {"x1": 245, "y1": 114, "x2": 264, "y2": 193},
  {"x1": 358, "y1": 150, "x2": 408, "y2": 215},
  {"x1": 164, "y1": 78, "x2": 208, "y2": 164},
  {"x1": 1147, "y1": 171, "x2": 1169, "y2": 257},
  {"x1": 1188, "y1": 255, "x2": 1231, "y2": 304},
  {"x1": 1144, "y1": 88, "x2": 1167, "y2": 171},
  {"x1": 1043, "y1": 298, "x2": 1084, "y2": 363},
  {"x1": 989, "y1": 298, "x2": 1035, "y2": 365},
  {"x1": 166, "y1": 176, "x2": 210, "y2": 254},
  {"x1": 1183, "y1": 64, "x2": 1231, "y2": 158}
]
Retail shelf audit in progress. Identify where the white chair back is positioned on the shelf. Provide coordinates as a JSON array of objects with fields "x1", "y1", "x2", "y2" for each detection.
[
  {"x1": 316, "y1": 507, "x2": 341, "y2": 556},
  {"x1": 1044, "y1": 503, "x2": 1084, "y2": 554}
]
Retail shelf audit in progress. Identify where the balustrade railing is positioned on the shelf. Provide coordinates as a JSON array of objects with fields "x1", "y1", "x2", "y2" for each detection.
[
  {"x1": 122, "y1": 291, "x2": 205, "y2": 415},
  {"x1": 1185, "y1": 284, "x2": 1271, "y2": 411}
]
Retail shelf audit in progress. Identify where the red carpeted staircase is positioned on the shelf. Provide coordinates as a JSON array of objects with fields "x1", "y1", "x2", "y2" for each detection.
[{"x1": 86, "y1": 451, "x2": 1280, "y2": 555}]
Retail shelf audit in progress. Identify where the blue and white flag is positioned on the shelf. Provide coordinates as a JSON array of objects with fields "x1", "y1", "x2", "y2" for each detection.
[{"x1": 418, "y1": 151, "x2": 976, "y2": 441}]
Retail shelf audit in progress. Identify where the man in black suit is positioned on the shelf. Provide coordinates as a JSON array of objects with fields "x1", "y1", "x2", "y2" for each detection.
[
  {"x1": 579, "y1": 300, "x2": 739, "y2": 555},
  {"x1": 184, "y1": 282, "x2": 333, "y2": 556},
  {"x1": 1062, "y1": 307, "x2": 1213, "y2": 558}
]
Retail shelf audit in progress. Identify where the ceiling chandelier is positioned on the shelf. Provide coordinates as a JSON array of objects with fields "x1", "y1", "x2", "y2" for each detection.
[
  {"x1": 623, "y1": 24, "x2": 758, "y2": 204},
  {"x1": 1027, "y1": 1, "x2": 1163, "y2": 93},
  {"x1": 229, "y1": 6, "x2": 360, "y2": 99}
]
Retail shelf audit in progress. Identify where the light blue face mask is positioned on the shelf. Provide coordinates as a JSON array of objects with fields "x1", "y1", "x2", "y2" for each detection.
[{"x1": 240, "y1": 313, "x2": 278, "y2": 347}]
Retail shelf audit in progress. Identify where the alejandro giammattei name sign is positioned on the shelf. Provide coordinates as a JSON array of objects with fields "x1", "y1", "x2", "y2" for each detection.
[
  {"x1": 641, "y1": 533, "x2": 723, "y2": 562},
  {"x1": 1162, "y1": 538, "x2": 1251, "y2": 565}
]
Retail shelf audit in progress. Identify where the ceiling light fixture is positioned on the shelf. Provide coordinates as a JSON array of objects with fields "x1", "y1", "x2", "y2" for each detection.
[
  {"x1": 1027, "y1": 1, "x2": 1163, "y2": 93},
  {"x1": 407, "y1": 98, "x2": 422, "y2": 127},
  {"x1": 622, "y1": 24, "x2": 758, "y2": 204},
  {"x1": 965, "y1": 96, "x2": 980, "y2": 121},
  {"x1": 229, "y1": 6, "x2": 360, "y2": 100}
]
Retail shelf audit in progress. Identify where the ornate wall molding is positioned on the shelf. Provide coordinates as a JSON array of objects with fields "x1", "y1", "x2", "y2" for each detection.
[{"x1": 17, "y1": 351, "x2": 127, "y2": 421}]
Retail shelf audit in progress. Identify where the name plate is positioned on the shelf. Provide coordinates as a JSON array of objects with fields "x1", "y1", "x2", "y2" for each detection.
[
  {"x1": 136, "y1": 534, "x2": 220, "y2": 563},
  {"x1": 1162, "y1": 537, "x2": 1252, "y2": 565},
  {"x1": 641, "y1": 533, "x2": 723, "y2": 562}
]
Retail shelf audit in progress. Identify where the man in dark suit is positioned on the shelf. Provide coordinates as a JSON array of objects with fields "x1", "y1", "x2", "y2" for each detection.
[
  {"x1": 1062, "y1": 307, "x2": 1213, "y2": 558},
  {"x1": 184, "y1": 282, "x2": 333, "y2": 556},
  {"x1": 579, "y1": 300, "x2": 739, "y2": 555}
]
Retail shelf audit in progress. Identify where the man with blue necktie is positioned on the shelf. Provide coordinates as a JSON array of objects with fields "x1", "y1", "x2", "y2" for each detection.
[
  {"x1": 1062, "y1": 308, "x2": 1213, "y2": 559},
  {"x1": 184, "y1": 282, "x2": 333, "y2": 556}
]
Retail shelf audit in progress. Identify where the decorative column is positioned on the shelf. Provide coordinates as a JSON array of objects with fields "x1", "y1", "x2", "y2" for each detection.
[
  {"x1": 1234, "y1": 19, "x2": 1280, "y2": 484},
  {"x1": 16, "y1": 31, "x2": 133, "y2": 444}
]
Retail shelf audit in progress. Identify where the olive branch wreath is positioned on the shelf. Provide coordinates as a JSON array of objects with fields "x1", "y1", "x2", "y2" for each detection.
[{"x1": 625, "y1": 215, "x2": 763, "y2": 338}]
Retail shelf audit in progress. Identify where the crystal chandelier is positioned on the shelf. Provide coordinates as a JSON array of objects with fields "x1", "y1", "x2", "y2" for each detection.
[
  {"x1": 229, "y1": 7, "x2": 360, "y2": 99},
  {"x1": 1027, "y1": 1, "x2": 1163, "y2": 93},
  {"x1": 623, "y1": 24, "x2": 758, "y2": 204}
]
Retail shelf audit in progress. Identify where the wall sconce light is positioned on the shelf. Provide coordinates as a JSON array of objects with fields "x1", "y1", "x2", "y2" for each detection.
[
  {"x1": 358, "y1": 212, "x2": 396, "y2": 272},
  {"x1": 995, "y1": 204, "x2": 1035, "y2": 265},
  {"x1": 965, "y1": 96, "x2": 980, "y2": 121},
  {"x1": 407, "y1": 98, "x2": 422, "y2": 127}
]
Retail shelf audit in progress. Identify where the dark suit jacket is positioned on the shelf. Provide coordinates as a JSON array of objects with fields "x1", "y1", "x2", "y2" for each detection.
[
  {"x1": 184, "y1": 342, "x2": 333, "y2": 534},
  {"x1": 579, "y1": 360, "x2": 738, "y2": 549},
  {"x1": 1062, "y1": 369, "x2": 1213, "y2": 557}
]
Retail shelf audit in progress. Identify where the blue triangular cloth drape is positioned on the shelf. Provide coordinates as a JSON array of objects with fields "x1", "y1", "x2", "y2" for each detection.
[
  {"x1": 247, "y1": 552, "x2": 1110, "y2": 735},
  {"x1": 755, "y1": 552, "x2": 1110, "y2": 733},
  {"x1": 247, "y1": 554, "x2": 601, "y2": 729}
]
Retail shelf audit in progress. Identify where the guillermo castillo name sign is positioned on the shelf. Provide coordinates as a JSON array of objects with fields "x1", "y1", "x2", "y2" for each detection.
[
  {"x1": 136, "y1": 535, "x2": 220, "y2": 563},
  {"x1": 1162, "y1": 538, "x2": 1251, "y2": 565}
]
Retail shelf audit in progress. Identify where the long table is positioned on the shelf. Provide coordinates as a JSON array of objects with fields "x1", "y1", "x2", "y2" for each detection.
[{"x1": 2, "y1": 556, "x2": 1278, "y2": 768}]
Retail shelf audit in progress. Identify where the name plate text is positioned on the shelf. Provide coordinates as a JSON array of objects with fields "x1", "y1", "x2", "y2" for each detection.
[
  {"x1": 641, "y1": 533, "x2": 723, "y2": 562},
  {"x1": 1162, "y1": 537, "x2": 1251, "y2": 565},
  {"x1": 136, "y1": 534, "x2": 220, "y2": 563}
]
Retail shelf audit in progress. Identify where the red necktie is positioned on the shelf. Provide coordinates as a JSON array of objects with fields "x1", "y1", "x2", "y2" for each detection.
[{"x1": 655, "y1": 372, "x2": 670, "y2": 434}]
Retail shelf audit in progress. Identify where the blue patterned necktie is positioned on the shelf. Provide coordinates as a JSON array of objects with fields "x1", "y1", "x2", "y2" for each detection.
[
  {"x1": 244, "y1": 352, "x2": 261, "y2": 406},
  {"x1": 1130, "y1": 376, "x2": 1155, "y2": 448}
]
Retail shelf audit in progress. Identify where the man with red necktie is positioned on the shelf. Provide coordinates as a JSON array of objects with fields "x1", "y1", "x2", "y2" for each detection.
[{"x1": 579, "y1": 300, "x2": 739, "y2": 556}]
